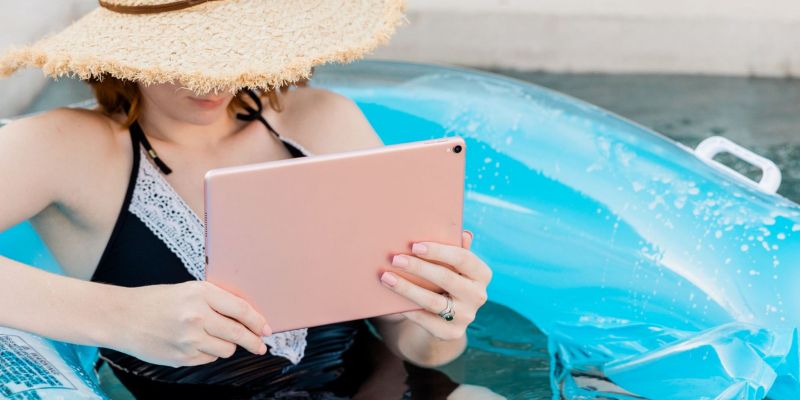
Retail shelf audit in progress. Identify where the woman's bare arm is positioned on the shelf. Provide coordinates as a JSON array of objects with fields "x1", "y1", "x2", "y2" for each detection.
[
  {"x1": 0, "y1": 110, "x2": 123, "y2": 345},
  {"x1": 0, "y1": 111, "x2": 271, "y2": 366},
  {"x1": 0, "y1": 257, "x2": 125, "y2": 347}
]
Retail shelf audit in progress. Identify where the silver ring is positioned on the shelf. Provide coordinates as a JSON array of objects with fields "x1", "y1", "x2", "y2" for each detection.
[{"x1": 438, "y1": 294, "x2": 455, "y2": 322}]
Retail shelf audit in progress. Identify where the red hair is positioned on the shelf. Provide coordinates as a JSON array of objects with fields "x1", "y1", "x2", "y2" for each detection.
[{"x1": 86, "y1": 74, "x2": 310, "y2": 127}]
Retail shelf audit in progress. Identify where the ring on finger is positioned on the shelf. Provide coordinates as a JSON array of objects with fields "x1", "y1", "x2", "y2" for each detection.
[{"x1": 437, "y1": 293, "x2": 455, "y2": 322}]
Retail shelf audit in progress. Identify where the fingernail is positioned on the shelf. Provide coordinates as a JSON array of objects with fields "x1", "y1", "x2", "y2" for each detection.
[
  {"x1": 262, "y1": 324, "x2": 272, "y2": 336},
  {"x1": 412, "y1": 243, "x2": 428, "y2": 255},
  {"x1": 259, "y1": 343, "x2": 267, "y2": 355},
  {"x1": 381, "y1": 272, "x2": 398, "y2": 287},
  {"x1": 464, "y1": 230, "x2": 474, "y2": 240},
  {"x1": 392, "y1": 255, "x2": 409, "y2": 268}
]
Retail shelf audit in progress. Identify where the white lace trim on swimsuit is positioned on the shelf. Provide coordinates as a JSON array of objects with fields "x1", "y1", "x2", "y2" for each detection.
[
  {"x1": 281, "y1": 136, "x2": 313, "y2": 157},
  {"x1": 129, "y1": 149, "x2": 207, "y2": 281},
  {"x1": 129, "y1": 148, "x2": 308, "y2": 364}
]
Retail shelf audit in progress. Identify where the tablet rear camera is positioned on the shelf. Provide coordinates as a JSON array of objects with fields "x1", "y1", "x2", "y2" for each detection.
[{"x1": 453, "y1": 145, "x2": 463, "y2": 154}]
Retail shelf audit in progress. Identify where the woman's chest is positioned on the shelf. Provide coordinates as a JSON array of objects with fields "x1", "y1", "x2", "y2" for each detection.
[{"x1": 157, "y1": 140, "x2": 294, "y2": 218}]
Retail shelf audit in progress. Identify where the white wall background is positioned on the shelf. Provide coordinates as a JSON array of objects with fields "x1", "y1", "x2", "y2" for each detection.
[
  {"x1": 2, "y1": 0, "x2": 800, "y2": 116},
  {"x1": 375, "y1": 0, "x2": 800, "y2": 77},
  {"x1": 0, "y1": 0, "x2": 95, "y2": 117}
]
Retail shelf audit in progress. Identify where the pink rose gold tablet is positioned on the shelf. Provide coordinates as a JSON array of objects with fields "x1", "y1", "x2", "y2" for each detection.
[{"x1": 204, "y1": 137, "x2": 465, "y2": 333}]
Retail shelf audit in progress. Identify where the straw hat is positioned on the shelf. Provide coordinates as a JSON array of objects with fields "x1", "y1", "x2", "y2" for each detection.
[{"x1": 0, "y1": 0, "x2": 406, "y2": 93}]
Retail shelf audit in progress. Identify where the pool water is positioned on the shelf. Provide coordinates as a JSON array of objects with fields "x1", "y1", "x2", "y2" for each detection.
[
  {"x1": 441, "y1": 302, "x2": 551, "y2": 399},
  {"x1": 14, "y1": 67, "x2": 800, "y2": 400}
]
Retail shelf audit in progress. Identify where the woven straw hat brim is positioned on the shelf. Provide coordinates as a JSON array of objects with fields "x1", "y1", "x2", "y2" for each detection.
[{"x1": 0, "y1": 0, "x2": 406, "y2": 93}]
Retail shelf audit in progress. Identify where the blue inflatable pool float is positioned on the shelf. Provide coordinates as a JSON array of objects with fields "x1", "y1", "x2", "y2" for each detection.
[{"x1": 2, "y1": 60, "x2": 799, "y2": 399}]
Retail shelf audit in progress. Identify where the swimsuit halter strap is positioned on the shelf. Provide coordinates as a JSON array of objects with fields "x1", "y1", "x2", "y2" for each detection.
[{"x1": 134, "y1": 89, "x2": 288, "y2": 175}]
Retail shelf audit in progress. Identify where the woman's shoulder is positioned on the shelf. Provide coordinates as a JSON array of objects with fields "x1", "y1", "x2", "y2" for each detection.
[
  {"x1": 1, "y1": 107, "x2": 126, "y2": 153},
  {"x1": 0, "y1": 107, "x2": 131, "y2": 192},
  {"x1": 278, "y1": 86, "x2": 383, "y2": 154}
]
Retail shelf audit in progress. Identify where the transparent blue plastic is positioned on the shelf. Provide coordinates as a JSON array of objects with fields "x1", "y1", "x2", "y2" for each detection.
[
  {"x1": 0, "y1": 225, "x2": 105, "y2": 399},
  {"x1": 312, "y1": 61, "x2": 800, "y2": 399},
  {"x1": 1, "y1": 61, "x2": 799, "y2": 399}
]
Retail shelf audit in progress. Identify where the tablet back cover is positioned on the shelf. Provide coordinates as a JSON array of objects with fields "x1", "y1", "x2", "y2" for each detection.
[{"x1": 205, "y1": 137, "x2": 465, "y2": 333}]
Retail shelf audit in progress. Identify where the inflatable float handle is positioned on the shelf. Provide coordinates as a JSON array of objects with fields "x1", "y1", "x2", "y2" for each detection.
[{"x1": 695, "y1": 136, "x2": 782, "y2": 194}]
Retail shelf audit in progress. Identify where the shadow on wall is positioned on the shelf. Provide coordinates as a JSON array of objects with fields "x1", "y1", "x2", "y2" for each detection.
[{"x1": 0, "y1": 0, "x2": 96, "y2": 117}]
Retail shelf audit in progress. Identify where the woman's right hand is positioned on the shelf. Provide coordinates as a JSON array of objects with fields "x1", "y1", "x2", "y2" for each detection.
[{"x1": 114, "y1": 281, "x2": 271, "y2": 367}]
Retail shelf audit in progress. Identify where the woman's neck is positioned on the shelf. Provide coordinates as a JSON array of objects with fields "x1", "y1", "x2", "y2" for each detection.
[{"x1": 136, "y1": 106, "x2": 245, "y2": 150}]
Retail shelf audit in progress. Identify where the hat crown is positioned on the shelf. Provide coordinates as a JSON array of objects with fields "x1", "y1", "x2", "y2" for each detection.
[
  {"x1": 2, "y1": 0, "x2": 406, "y2": 93},
  {"x1": 103, "y1": 0, "x2": 203, "y2": 6},
  {"x1": 98, "y1": 0, "x2": 221, "y2": 14}
]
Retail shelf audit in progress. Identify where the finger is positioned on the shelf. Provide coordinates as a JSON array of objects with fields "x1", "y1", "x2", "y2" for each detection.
[
  {"x1": 391, "y1": 254, "x2": 480, "y2": 303},
  {"x1": 204, "y1": 283, "x2": 271, "y2": 336},
  {"x1": 183, "y1": 353, "x2": 219, "y2": 367},
  {"x1": 196, "y1": 335, "x2": 238, "y2": 359},
  {"x1": 205, "y1": 313, "x2": 268, "y2": 355},
  {"x1": 411, "y1": 242, "x2": 491, "y2": 284},
  {"x1": 380, "y1": 271, "x2": 450, "y2": 315},
  {"x1": 462, "y1": 230, "x2": 473, "y2": 250},
  {"x1": 372, "y1": 313, "x2": 406, "y2": 324},
  {"x1": 402, "y1": 310, "x2": 466, "y2": 341}
]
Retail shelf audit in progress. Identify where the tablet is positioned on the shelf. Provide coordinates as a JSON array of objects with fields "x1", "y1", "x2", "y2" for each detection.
[{"x1": 204, "y1": 137, "x2": 465, "y2": 333}]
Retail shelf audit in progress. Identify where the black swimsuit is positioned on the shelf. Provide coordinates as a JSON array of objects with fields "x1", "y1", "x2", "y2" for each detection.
[{"x1": 90, "y1": 92, "x2": 459, "y2": 399}]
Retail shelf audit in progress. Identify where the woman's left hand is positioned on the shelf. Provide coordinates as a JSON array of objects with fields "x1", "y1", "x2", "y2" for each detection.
[{"x1": 379, "y1": 230, "x2": 492, "y2": 340}]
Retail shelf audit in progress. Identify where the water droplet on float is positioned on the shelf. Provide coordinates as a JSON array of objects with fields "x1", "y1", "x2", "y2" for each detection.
[
  {"x1": 777, "y1": 233, "x2": 787, "y2": 240},
  {"x1": 740, "y1": 244, "x2": 749, "y2": 252},
  {"x1": 767, "y1": 305, "x2": 778, "y2": 313}
]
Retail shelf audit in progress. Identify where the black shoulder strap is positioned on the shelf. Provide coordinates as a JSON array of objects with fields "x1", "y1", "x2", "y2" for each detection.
[
  {"x1": 130, "y1": 120, "x2": 173, "y2": 175},
  {"x1": 235, "y1": 89, "x2": 282, "y2": 139},
  {"x1": 134, "y1": 89, "x2": 305, "y2": 175},
  {"x1": 236, "y1": 89, "x2": 307, "y2": 158}
]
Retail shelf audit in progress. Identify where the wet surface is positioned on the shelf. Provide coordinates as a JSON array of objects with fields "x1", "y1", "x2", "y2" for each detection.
[
  {"x1": 479, "y1": 70, "x2": 800, "y2": 399},
  {"x1": 441, "y1": 302, "x2": 552, "y2": 399},
  {"x1": 488, "y1": 70, "x2": 800, "y2": 203}
]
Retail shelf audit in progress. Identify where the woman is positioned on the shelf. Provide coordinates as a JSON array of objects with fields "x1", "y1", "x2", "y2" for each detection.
[{"x1": 0, "y1": 0, "x2": 493, "y2": 398}]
